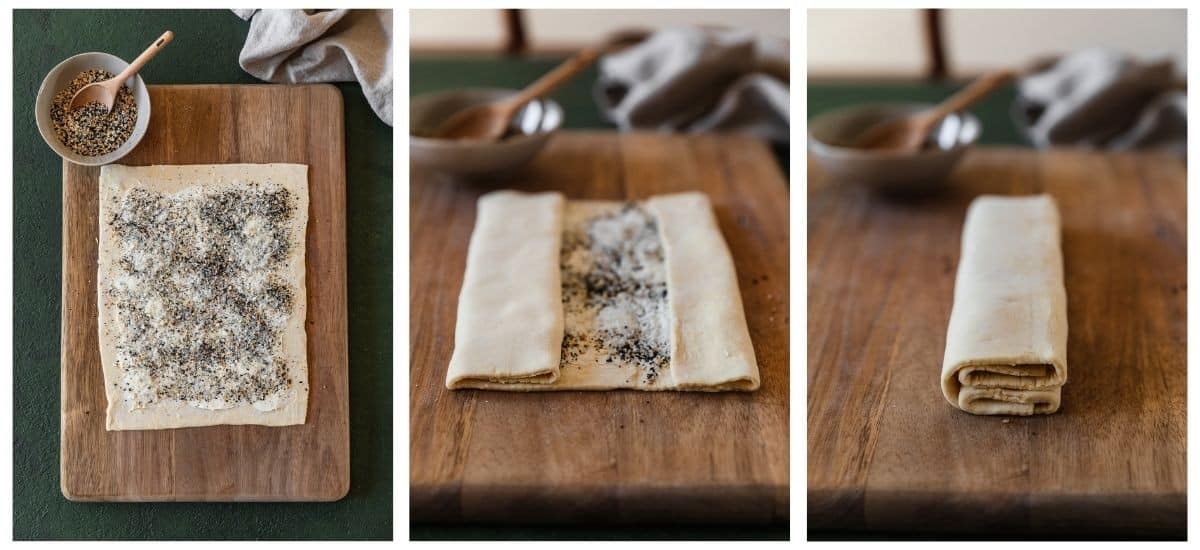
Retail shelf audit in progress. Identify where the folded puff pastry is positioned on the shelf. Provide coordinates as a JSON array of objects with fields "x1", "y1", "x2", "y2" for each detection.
[
  {"x1": 941, "y1": 195, "x2": 1068, "y2": 415},
  {"x1": 445, "y1": 190, "x2": 760, "y2": 392}
]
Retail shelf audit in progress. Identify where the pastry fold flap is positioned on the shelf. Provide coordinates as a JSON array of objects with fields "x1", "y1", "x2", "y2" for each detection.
[
  {"x1": 445, "y1": 191, "x2": 565, "y2": 388},
  {"x1": 941, "y1": 195, "x2": 1068, "y2": 416},
  {"x1": 646, "y1": 192, "x2": 760, "y2": 391}
]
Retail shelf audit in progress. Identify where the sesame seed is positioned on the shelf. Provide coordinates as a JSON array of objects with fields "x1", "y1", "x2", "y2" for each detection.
[{"x1": 50, "y1": 69, "x2": 138, "y2": 157}]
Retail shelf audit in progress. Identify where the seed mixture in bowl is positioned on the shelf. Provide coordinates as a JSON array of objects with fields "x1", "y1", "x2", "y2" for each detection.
[{"x1": 50, "y1": 69, "x2": 138, "y2": 157}]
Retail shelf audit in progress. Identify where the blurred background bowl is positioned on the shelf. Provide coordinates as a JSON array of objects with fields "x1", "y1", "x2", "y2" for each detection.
[
  {"x1": 410, "y1": 88, "x2": 563, "y2": 178},
  {"x1": 808, "y1": 103, "x2": 980, "y2": 193},
  {"x1": 35, "y1": 52, "x2": 151, "y2": 167}
]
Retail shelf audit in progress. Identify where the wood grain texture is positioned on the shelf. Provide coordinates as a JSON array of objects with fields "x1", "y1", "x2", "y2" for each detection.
[
  {"x1": 807, "y1": 148, "x2": 1186, "y2": 536},
  {"x1": 410, "y1": 131, "x2": 789, "y2": 524},
  {"x1": 61, "y1": 85, "x2": 349, "y2": 501}
]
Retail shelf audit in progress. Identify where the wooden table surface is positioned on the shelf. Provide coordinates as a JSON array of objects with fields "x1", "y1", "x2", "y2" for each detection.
[
  {"x1": 807, "y1": 148, "x2": 1186, "y2": 536},
  {"x1": 60, "y1": 85, "x2": 349, "y2": 502},
  {"x1": 410, "y1": 131, "x2": 790, "y2": 524}
]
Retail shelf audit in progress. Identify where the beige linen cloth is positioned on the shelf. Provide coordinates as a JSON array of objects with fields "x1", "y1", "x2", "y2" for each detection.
[
  {"x1": 233, "y1": 9, "x2": 393, "y2": 126},
  {"x1": 595, "y1": 26, "x2": 789, "y2": 143},
  {"x1": 941, "y1": 195, "x2": 1068, "y2": 415},
  {"x1": 1014, "y1": 48, "x2": 1185, "y2": 156}
]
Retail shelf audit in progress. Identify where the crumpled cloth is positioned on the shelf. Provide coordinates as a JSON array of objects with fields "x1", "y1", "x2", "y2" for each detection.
[
  {"x1": 1014, "y1": 48, "x2": 1185, "y2": 154},
  {"x1": 595, "y1": 27, "x2": 790, "y2": 143},
  {"x1": 233, "y1": 9, "x2": 393, "y2": 126}
]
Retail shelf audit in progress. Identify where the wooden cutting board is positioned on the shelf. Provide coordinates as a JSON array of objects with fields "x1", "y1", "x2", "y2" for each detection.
[
  {"x1": 60, "y1": 85, "x2": 349, "y2": 501},
  {"x1": 410, "y1": 131, "x2": 790, "y2": 524},
  {"x1": 808, "y1": 148, "x2": 1185, "y2": 536}
]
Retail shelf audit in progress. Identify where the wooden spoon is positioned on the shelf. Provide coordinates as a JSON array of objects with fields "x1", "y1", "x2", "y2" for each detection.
[
  {"x1": 854, "y1": 69, "x2": 1016, "y2": 152},
  {"x1": 433, "y1": 45, "x2": 602, "y2": 141},
  {"x1": 70, "y1": 31, "x2": 174, "y2": 113}
]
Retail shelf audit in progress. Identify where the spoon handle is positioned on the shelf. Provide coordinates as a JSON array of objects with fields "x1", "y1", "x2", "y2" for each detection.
[
  {"x1": 507, "y1": 45, "x2": 603, "y2": 109},
  {"x1": 929, "y1": 69, "x2": 1016, "y2": 120},
  {"x1": 115, "y1": 31, "x2": 174, "y2": 85}
]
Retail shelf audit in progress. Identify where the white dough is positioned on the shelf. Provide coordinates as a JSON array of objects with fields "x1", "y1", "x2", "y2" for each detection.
[{"x1": 444, "y1": 191, "x2": 565, "y2": 387}]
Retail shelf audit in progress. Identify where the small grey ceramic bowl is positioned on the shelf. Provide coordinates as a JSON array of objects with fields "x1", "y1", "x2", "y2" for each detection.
[
  {"x1": 808, "y1": 103, "x2": 980, "y2": 193},
  {"x1": 35, "y1": 52, "x2": 151, "y2": 166},
  {"x1": 410, "y1": 88, "x2": 563, "y2": 177}
]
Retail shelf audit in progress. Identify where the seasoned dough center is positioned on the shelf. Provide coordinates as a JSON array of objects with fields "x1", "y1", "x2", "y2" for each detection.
[
  {"x1": 104, "y1": 184, "x2": 300, "y2": 411},
  {"x1": 559, "y1": 202, "x2": 670, "y2": 385}
]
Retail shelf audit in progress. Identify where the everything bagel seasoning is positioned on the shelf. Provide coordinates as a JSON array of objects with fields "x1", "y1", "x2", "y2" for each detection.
[
  {"x1": 50, "y1": 69, "x2": 138, "y2": 157},
  {"x1": 560, "y1": 202, "x2": 670, "y2": 385},
  {"x1": 103, "y1": 182, "x2": 300, "y2": 411}
]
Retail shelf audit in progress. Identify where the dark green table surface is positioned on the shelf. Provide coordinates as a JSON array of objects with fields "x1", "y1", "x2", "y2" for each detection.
[
  {"x1": 411, "y1": 54, "x2": 611, "y2": 130},
  {"x1": 411, "y1": 54, "x2": 790, "y2": 176},
  {"x1": 809, "y1": 80, "x2": 1027, "y2": 146},
  {"x1": 13, "y1": 10, "x2": 392, "y2": 540}
]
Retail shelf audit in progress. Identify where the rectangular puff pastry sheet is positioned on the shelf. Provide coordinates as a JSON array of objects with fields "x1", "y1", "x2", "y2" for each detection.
[
  {"x1": 941, "y1": 194, "x2": 1067, "y2": 415},
  {"x1": 446, "y1": 190, "x2": 760, "y2": 391},
  {"x1": 98, "y1": 164, "x2": 309, "y2": 430}
]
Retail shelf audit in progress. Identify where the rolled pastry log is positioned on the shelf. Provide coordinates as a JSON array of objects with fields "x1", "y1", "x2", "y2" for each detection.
[{"x1": 941, "y1": 195, "x2": 1068, "y2": 415}]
